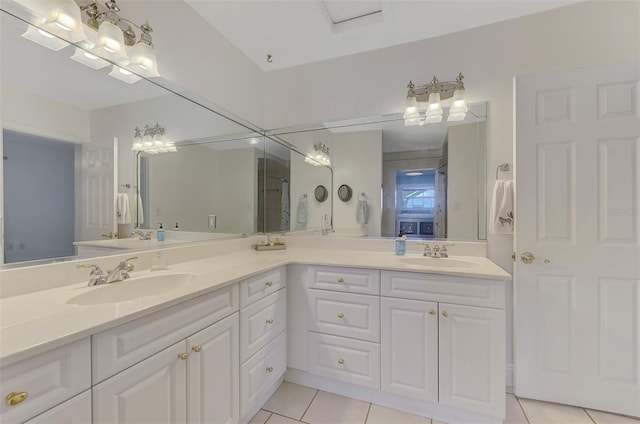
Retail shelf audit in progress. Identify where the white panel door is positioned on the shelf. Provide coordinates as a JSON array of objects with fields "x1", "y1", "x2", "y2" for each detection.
[
  {"x1": 381, "y1": 297, "x2": 438, "y2": 402},
  {"x1": 93, "y1": 341, "x2": 187, "y2": 424},
  {"x1": 515, "y1": 61, "x2": 640, "y2": 417},
  {"x1": 81, "y1": 139, "x2": 116, "y2": 241},
  {"x1": 439, "y1": 303, "x2": 505, "y2": 418},
  {"x1": 187, "y1": 313, "x2": 239, "y2": 424}
]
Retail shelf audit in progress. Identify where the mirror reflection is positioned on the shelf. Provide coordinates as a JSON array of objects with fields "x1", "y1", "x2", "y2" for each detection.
[
  {"x1": 0, "y1": 7, "x2": 262, "y2": 266},
  {"x1": 267, "y1": 104, "x2": 487, "y2": 240}
]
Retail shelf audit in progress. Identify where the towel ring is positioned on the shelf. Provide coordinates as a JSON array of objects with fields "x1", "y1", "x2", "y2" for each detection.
[
  {"x1": 496, "y1": 163, "x2": 510, "y2": 179},
  {"x1": 338, "y1": 184, "x2": 353, "y2": 202}
]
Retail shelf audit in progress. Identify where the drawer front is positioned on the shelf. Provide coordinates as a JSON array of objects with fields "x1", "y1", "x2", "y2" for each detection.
[
  {"x1": 240, "y1": 267, "x2": 286, "y2": 308},
  {"x1": 381, "y1": 271, "x2": 505, "y2": 309},
  {"x1": 240, "y1": 330, "x2": 286, "y2": 417},
  {"x1": 308, "y1": 266, "x2": 380, "y2": 295},
  {"x1": 308, "y1": 332, "x2": 380, "y2": 389},
  {"x1": 93, "y1": 284, "x2": 239, "y2": 384},
  {"x1": 309, "y1": 289, "x2": 380, "y2": 342},
  {"x1": 26, "y1": 390, "x2": 91, "y2": 423},
  {"x1": 240, "y1": 289, "x2": 286, "y2": 362},
  {"x1": 0, "y1": 338, "x2": 91, "y2": 424}
]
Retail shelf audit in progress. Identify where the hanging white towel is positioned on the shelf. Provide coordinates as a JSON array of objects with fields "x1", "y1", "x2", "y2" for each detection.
[
  {"x1": 281, "y1": 181, "x2": 290, "y2": 231},
  {"x1": 297, "y1": 195, "x2": 308, "y2": 226},
  {"x1": 490, "y1": 180, "x2": 514, "y2": 234},
  {"x1": 116, "y1": 193, "x2": 132, "y2": 225},
  {"x1": 356, "y1": 197, "x2": 369, "y2": 225}
]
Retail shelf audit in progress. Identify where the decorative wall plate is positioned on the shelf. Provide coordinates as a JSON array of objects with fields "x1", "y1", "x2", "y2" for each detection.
[
  {"x1": 337, "y1": 184, "x2": 353, "y2": 202},
  {"x1": 314, "y1": 185, "x2": 328, "y2": 202}
]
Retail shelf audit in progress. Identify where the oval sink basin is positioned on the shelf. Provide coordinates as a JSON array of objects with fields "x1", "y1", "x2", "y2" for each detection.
[
  {"x1": 67, "y1": 273, "x2": 197, "y2": 305},
  {"x1": 399, "y1": 257, "x2": 479, "y2": 268}
]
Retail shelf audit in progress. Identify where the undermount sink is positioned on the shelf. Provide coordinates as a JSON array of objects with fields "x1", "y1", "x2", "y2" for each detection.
[
  {"x1": 67, "y1": 273, "x2": 198, "y2": 305},
  {"x1": 399, "y1": 257, "x2": 479, "y2": 268}
]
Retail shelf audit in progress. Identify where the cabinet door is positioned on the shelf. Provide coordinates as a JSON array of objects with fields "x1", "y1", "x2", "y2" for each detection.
[
  {"x1": 439, "y1": 303, "x2": 505, "y2": 417},
  {"x1": 381, "y1": 297, "x2": 438, "y2": 402},
  {"x1": 93, "y1": 341, "x2": 188, "y2": 424},
  {"x1": 26, "y1": 390, "x2": 91, "y2": 423},
  {"x1": 187, "y1": 313, "x2": 239, "y2": 424}
]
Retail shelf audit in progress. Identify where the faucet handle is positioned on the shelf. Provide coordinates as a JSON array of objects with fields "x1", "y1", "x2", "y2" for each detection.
[
  {"x1": 440, "y1": 244, "x2": 448, "y2": 258},
  {"x1": 77, "y1": 264, "x2": 104, "y2": 275},
  {"x1": 422, "y1": 243, "x2": 432, "y2": 257}
]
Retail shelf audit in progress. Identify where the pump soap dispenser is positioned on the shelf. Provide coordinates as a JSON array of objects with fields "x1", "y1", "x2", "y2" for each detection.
[{"x1": 157, "y1": 223, "x2": 165, "y2": 241}]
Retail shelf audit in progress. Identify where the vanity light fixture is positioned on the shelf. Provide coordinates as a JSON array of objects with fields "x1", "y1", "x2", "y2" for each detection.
[
  {"x1": 70, "y1": 46, "x2": 109, "y2": 69},
  {"x1": 20, "y1": 23, "x2": 70, "y2": 51},
  {"x1": 17, "y1": 0, "x2": 160, "y2": 79},
  {"x1": 403, "y1": 73, "x2": 468, "y2": 126},
  {"x1": 131, "y1": 124, "x2": 176, "y2": 154},
  {"x1": 304, "y1": 143, "x2": 331, "y2": 167}
]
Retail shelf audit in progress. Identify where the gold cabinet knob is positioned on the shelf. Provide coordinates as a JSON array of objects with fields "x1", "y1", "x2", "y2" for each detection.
[
  {"x1": 178, "y1": 352, "x2": 189, "y2": 360},
  {"x1": 337, "y1": 313, "x2": 344, "y2": 318},
  {"x1": 441, "y1": 311, "x2": 448, "y2": 318},
  {"x1": 338, "y1": 358, "x2": 345, "y2": 364},
  {"x1": 6, "y1": 392, "x2": 28, "y2": 406},
  {"x1": 266, "y1": 367, "x2": 274, "y2": 373},
  {"x1": 192, "y1": 346, "x2": 202, "y2": 353},
  {"x1": 265, "y1": 281, "x2": 273, "y2": 287},
  {"x1": 428, "y1": 309, "x2": 436, "y2": 315},
  {"x1": 337, "y1": 278, "x2": 345, "y2": 283},
  {"x1": 266, "y1": 319, "x2": 274, "y2": 324}
]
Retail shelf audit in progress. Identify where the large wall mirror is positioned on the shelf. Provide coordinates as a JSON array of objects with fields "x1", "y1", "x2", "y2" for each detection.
[
  {"x1": 267, "y1": 103, "x2": 487, "y2": 241},
  {"x1": 0, "y1": 4, "x2": 271, "y2": 267}
]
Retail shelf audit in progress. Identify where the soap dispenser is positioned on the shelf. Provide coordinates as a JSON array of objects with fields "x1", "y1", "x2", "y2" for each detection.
[
  {"x1": 157, "y1": 223, "x2": 165, "y2": 241},
  {"x1": 395, "y1": 230, "x2": 406, "y2": 255}
]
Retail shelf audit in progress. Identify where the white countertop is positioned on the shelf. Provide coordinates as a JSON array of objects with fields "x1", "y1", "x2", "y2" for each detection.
[{"x1": 0, "y1": 246, "x2": 510, "y2": 367}]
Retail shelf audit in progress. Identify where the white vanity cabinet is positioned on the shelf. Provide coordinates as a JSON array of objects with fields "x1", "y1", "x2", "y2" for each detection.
[
  {"x1": 92, "y1": 283, "x2": 240, "y2": 424},
  {"x1": 25, "y1": 390, "x2": 92, "y2": 423},
  {"x1": 381, "y1": 271, "x2": 506, "y2": 419},
  {"x1": 0, "y1": 338, "x2": 91, "y2": 424},
  {"x1": 239, "y1": 267, "x2": 287, "y2": 422}
]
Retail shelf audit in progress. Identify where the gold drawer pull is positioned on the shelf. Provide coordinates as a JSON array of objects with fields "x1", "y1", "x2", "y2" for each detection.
[
  {"x1": 266, "y1": 319, "x2": 274, "y2": 324},
  {"x1": 338, "y1": 358, "x2": 345, "y2": 365},
  {"x1": 192, "y1": 346, "x2": 202, "y2": 353},
  {"x1": 178, "y1": 352, "x2": 189, "y2": 360},
  {"x1": 6, "y1": 392, "x2": 28, "y2": 406},
  {"x1": 265, "y1": 281, "x2": 273, "y2": 287},
  {"x1": 337, "y1": 313, "x2": 344, "y2": 319},
  {"x1": 266, "y1": 367, "x2": 274, "y2": 373},
  {"x1": 441, "y1": 311, "x2": 448, "y2": 318},
  {"x1": 428, "y1": 309, "x2": 436, "y2": 315},
  {"x1": 337, "y1": 278, "x2": 345, "y2": 283}
]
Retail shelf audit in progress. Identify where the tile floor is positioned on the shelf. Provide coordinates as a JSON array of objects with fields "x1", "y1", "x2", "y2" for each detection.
[{"x1": 250, "y1": 382, "x2": 640, "y2": 424}]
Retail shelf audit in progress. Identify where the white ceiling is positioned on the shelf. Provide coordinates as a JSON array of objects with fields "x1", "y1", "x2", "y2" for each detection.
[{"x1": 185, "y1": 0, "x2": 583, "y2": 71}]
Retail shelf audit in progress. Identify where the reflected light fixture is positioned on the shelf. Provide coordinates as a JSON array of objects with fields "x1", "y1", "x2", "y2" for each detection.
[
  {"x1": 70, "y1": 47, "x2": 109, "y2": 69},
  {"x1": 131, "y1": 124, "x2": 176, "y2": 154},
  {"x1": 109, "y1": 65, "x2": 141, "y2": 84},
  {"x1": 20, "y1": 23, "x2": 70, "y2": 51},
  {"x1": 304, "y1": 143, "x2": 331, "y2": 167},
  {"x1": 403, "y1": 73, "x2": 468, "y2": 126}
]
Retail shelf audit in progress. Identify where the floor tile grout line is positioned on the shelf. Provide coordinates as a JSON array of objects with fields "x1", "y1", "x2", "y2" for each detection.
[
  {"x1": 299, "y1": 388, "x2": 320, "y2": 422},
  {"x1": 263, "y1": 410, "x2": 275, "y2": 424},
  {"x1": 515, "y1": 396, "x2": 532, "y2": 424},
  {"x1": 363, "y1": 402, "x2": 372, "y2": 424}
]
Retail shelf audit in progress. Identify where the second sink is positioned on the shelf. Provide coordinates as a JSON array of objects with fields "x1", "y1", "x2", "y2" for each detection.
[{"x1": 67, "y1": 272, "x2": 198, "y2": 305}]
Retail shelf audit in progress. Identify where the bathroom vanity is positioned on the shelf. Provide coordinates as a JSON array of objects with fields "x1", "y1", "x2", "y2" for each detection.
[{"x1": 0, "y1": 238, "x2": 509, "y2": 424}]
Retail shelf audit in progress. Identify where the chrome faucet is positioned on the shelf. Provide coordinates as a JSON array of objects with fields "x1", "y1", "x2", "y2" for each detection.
[
  {"x1": 131, "y1": 230, "x2": 152, "y2": 240},
  {"x1": 420, "y1": 243, "x2": 448, "y2": 258},
  {"x1": 77, "y1": 256, "x2": 138, "y2": 286}
]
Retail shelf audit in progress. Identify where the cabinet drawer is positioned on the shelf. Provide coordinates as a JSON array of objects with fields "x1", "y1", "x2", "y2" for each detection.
[
  {"x1": 0, "y1": 338, "x2": 90, "y2": 424},
  {"x1": 308, "y1": 332, "x2": 380, "y2": 389},
  {"x1": 240, "y1": 289, "x2": 286, "y2": 362},
  {"x1": 240, "y1": 267, "x2": 286, "y2": 308},
  {"x1": 93, "y1": 284, "x2": 238, "y2": 384},
  {"x1": 26, "y1": 390, "x2": 91, "y2": 423},
  {"x1": 308, "y1": 266, "x2": 380, "y2": 295},
  {"x1": 381, "y1": 271, "x2": 505, "y2": 309},
  {"x1": 240, "y1": 330, "x2": 286, "y2": 417},
  {"x1": 309, "y1": 289, "x2": 380, "y2": 342}
]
